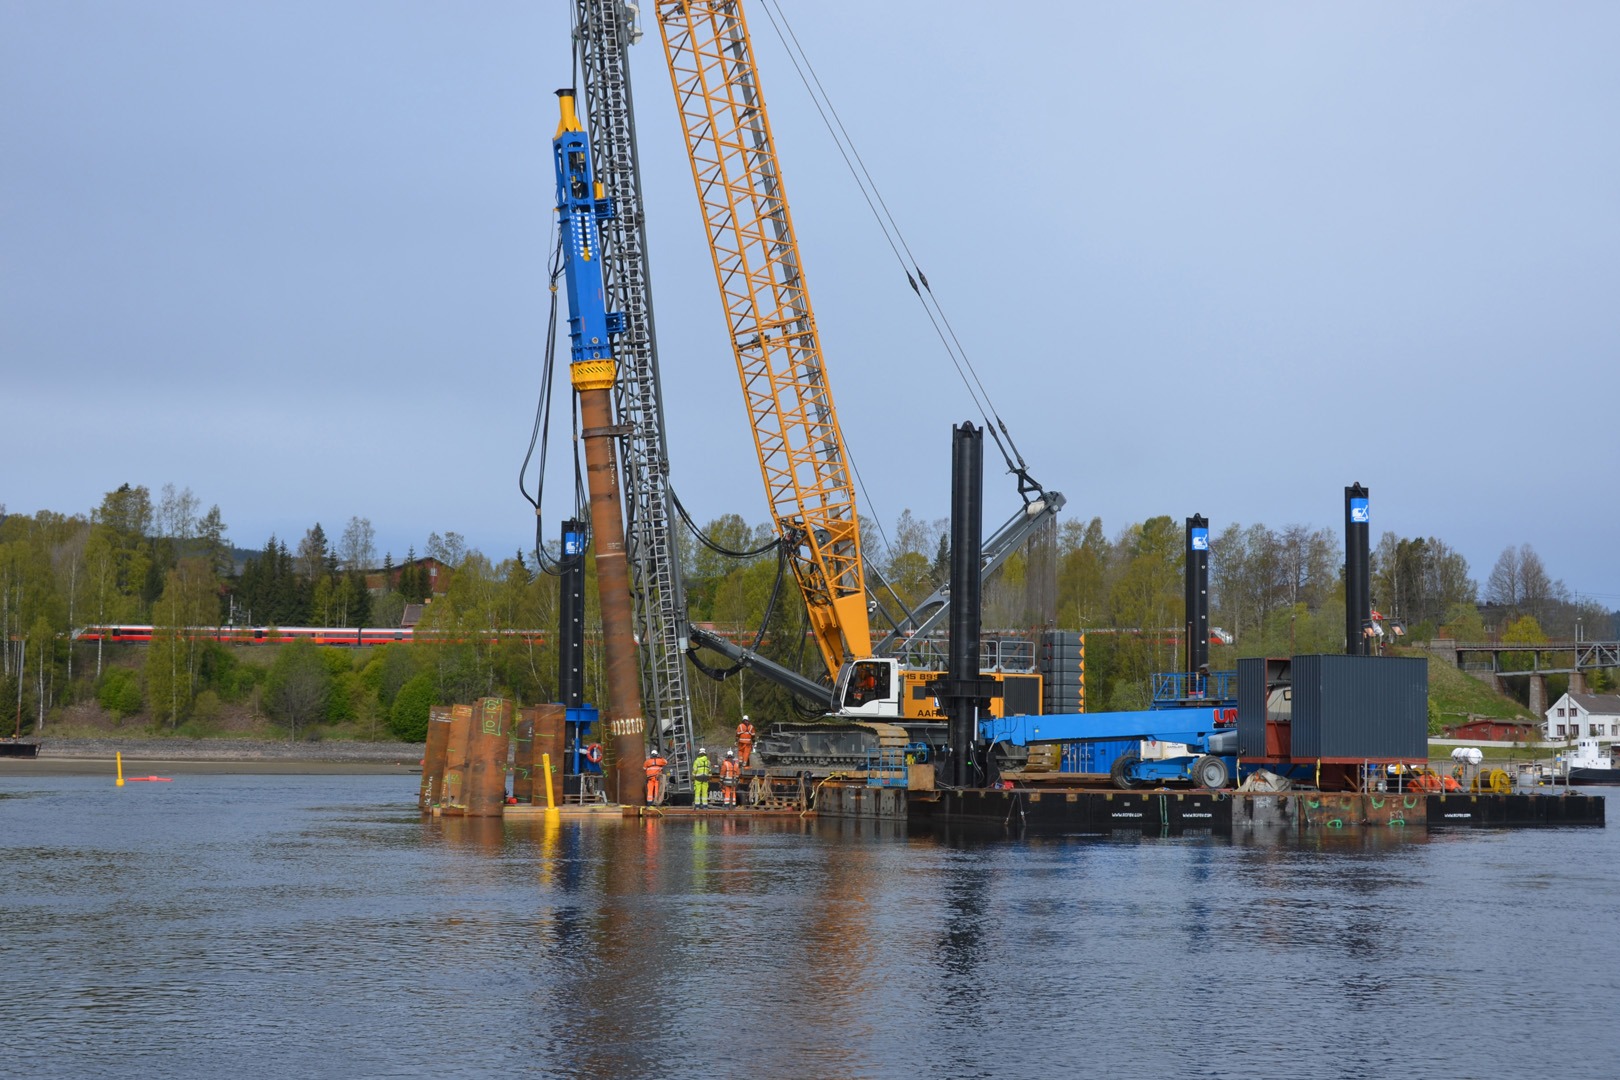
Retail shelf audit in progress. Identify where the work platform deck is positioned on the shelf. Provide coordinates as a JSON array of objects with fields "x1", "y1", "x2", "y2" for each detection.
[
  {"x1": 485, "y1": 803, "x2": 814, "y2": 820},
  {"x1": 629, "y1": 806, "x2": 815, "y2": 820},
  {"x1": 495, "y1": 803, "x2": 627, "y2": 819},
  {"x1": 815, "y1": 784, "x2": 1605, "y2": 834}
]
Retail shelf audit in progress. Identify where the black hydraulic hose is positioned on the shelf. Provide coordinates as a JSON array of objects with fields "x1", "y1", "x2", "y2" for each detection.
[{"x1": 670, "y1": 488, "x2": 779, "y2": 559}]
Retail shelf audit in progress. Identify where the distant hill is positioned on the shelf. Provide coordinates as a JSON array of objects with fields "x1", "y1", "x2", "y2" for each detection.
[{"x1": 228, "y1": 545, "x2": 260, "y2": 576}]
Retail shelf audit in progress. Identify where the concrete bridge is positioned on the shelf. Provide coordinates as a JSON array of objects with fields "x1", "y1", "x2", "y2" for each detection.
[{"x1": 1424, "y1": 640, "x2": 1620, "y2": 714}]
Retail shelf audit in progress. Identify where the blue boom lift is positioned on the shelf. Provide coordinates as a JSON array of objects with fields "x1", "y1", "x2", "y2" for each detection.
[{"x1": 981, "y1": 703, "x2": 1240, "y2": 789}]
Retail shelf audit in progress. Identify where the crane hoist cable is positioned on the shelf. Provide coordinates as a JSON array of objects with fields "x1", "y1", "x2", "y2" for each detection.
[
  {"x1": 518, "y1": 231, "x2": 591, "y2": 576},
  {"x1": 758, "y1": 0, "x2": 1045, "y2": 500}
]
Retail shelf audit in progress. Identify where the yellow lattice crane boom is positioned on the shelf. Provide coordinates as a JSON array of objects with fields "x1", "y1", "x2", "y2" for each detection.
[{"x1": 656, "y1": 0, "x2": 872, "y2": 679}]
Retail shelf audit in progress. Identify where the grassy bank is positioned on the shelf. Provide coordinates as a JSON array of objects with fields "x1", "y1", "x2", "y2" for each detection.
[{"x1": 1415, "y1": 649, "x2": 1537, "y2": 730}]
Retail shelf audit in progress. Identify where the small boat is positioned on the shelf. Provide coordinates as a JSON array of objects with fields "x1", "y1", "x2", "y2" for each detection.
[{"x1": 1566, "y1": 738, "x2": 1620, "y2": 785}]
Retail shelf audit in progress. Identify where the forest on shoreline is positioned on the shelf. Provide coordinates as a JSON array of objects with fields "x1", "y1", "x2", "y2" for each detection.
[{"x1": 2, "y1": 483, "x2": 1612, "y2": 745}]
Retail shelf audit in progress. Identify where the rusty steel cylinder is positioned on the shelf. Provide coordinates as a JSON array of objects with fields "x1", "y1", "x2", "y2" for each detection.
[
  {"x1": 419, "y1": 705, "x2": 453, "y2": 810},
  {"x1": 530, "y1": 703, "x2": 566, "y2": 805},
  {"x1": 511, "y1": 713, "x2": 536, "y2": 803},
  {"x1": 577, "y1": 384, "x2": 647, "y2": 806},
  {"x1": 466, "y1": 697, "x2": 513, "y2": 818},
  {"x1": 440, "y1": 703, "x2": 474, "y2": 813}
]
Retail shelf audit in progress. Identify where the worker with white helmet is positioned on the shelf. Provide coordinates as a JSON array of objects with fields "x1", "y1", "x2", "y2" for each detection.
[
  {"x1": 719, "y1": 748, "x2": 740, "y2": 808},
  {"x1": 692, "y1": 747, "x2": 712, "y2": 808}
]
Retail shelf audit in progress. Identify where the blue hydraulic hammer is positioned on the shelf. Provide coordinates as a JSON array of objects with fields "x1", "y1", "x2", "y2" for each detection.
[{"x1": 552, "y1": 88, "x2": 624, "y2": 362}]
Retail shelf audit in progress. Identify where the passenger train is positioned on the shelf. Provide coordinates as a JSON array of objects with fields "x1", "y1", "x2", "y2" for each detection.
[{"x1": 72, "y1": 625, "x2": 476, "y2": 647}]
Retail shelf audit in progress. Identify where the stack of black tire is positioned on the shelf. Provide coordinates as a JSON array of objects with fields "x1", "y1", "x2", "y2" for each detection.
[{"x1": 1039, "y1": 631, "x2": 1084, "y2": 714}]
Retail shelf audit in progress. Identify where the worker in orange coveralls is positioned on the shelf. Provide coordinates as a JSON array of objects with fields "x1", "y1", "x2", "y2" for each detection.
[
  {"x1": 736, "y1": 716, "x2": 757, "y2": 768},
  {"x1": 643, "y1": 747, "x2": 668, "y2": 805},
  {"x1": 719, "y1": 749, "x2": 740, "y2": 808}
]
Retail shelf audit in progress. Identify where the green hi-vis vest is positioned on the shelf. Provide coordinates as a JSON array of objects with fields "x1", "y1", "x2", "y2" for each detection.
[{"x1": 693, "y1": 755, "x2": 711, "y2": 777}]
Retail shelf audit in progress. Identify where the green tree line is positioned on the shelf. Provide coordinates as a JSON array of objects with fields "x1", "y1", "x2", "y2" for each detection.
[{"x1": 2, "y1": 483, "x2": 1612, "y2": 741}]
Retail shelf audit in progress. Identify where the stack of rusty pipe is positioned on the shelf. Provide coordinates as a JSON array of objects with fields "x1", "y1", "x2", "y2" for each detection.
[{"x1": 421, "y1": 698, "x2": 575, "y2": 815}]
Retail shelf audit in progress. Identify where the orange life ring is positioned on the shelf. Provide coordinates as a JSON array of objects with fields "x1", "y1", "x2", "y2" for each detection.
[{"x1": 585, "y1": 742, "x2": 603, "y2": 764}]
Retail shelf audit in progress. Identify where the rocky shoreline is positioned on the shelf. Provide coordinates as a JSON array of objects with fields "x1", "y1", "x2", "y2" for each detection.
[{"x1": 19, "y1": 737, "x2": 424, "y2": 763}]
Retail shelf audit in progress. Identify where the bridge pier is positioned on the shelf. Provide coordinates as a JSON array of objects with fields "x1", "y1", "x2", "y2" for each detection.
[
  {"x1": 1570, "y1": 670, "x2": 1587, "y2": 695},
  {"x1": 1529, "y1": 674, "x2": 1548, "y2": 717}
]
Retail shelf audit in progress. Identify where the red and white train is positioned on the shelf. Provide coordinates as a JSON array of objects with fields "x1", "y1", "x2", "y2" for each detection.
[{"x1": 72, "y1": 625, "x2": 443, "y2": 647}]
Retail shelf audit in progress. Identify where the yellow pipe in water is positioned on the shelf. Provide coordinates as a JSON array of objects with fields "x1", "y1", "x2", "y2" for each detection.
[
  {"x1": 542, "y1": 752, "x2": 556, "y2": 810},
  {"x1": 116, "y1": 751, "x2": 124, "y2": 787}
]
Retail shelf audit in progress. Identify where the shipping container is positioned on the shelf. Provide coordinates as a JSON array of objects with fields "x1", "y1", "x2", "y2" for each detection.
[{"x1": 1288, "y1": 654, "x2": 1427, "y2": 761}]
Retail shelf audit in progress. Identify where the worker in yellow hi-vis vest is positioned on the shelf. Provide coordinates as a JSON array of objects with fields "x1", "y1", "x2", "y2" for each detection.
[{"x1": 691, "y1": 747, "x2": 711, "y2": 808}]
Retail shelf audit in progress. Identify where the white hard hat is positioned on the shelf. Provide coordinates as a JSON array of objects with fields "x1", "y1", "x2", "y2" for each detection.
[{"x1": 699, "y1": 747, "x2": 706, "y2": 754}]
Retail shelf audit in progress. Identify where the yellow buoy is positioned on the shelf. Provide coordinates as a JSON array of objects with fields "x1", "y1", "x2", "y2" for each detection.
[{"x1": 116, "y1": 751, "x2": 124, "y2": 787}]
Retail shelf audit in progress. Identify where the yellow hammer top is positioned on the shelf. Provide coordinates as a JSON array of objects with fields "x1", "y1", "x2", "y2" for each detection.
[{"x1": 555, "y1": 89, "x2": 582, "y2": 138}]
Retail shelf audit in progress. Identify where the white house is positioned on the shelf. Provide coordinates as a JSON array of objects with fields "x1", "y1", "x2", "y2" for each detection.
[{"x1": 1544, "y1": 692, "x2": 1620, "y2": 744}]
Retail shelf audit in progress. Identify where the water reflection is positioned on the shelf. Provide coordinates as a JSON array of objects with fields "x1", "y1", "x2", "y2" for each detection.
[
  {"x1": 936, "y1": 860, "x2": 990, "y2": 991},
  {"x1": 0, "y1": 774, "x2": 1613, "y2": 1080}
]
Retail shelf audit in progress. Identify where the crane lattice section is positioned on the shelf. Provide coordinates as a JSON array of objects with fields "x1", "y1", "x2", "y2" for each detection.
[{"x1": 657, "y1": 0, "x2": 872, "y2": 674}]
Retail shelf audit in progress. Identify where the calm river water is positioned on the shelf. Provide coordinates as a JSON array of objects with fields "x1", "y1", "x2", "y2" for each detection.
[{"x1": 1, "y1": 772, "x2": 1616, "y2": 1079}]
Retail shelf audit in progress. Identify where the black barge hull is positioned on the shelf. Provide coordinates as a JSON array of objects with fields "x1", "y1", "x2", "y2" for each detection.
[{"x1": 815, "y1": 785, "x2": 1605, "y2": 833}]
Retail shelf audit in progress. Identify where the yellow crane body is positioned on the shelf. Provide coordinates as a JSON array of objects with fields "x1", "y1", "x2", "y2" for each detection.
[{"x1": 656, "y1": 0, "x2": 872, "y2": 679}]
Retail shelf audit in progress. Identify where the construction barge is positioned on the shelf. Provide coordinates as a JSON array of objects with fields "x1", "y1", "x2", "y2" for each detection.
[{"x1": 815, "y1": 781, "x2": 1604, "y2": 834}]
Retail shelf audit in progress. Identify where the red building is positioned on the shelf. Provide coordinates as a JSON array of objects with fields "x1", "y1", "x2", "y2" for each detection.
[
  {"x1": 1442, "y1": 717, "x2": 1538, "y2": 742},
  {"x1": 364, "y1": 557, "x2": 454, "y2": 598}
]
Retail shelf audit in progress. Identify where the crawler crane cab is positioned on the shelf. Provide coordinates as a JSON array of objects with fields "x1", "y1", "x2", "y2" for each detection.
[{"x1": 834, "y1": 658, "x2": 902, "y2": 719}]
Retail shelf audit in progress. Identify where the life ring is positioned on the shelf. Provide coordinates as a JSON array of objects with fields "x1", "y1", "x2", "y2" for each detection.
[{"x1": 585, "y1": 743, "x2": 603, "y2": 765}]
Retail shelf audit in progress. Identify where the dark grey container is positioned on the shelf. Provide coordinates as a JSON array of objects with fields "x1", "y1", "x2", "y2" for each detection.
[
  {"x1": 1289, "y1": 654, "x2": 1427, "y2": 761},
  {"x1": 1236, "y1": 656, "x2": 1270, "y2": 757}
]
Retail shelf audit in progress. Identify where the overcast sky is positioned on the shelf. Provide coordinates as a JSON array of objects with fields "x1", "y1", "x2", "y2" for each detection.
[{"x1": 4, "y1": 2, "x2": 1616, "y2": 607}]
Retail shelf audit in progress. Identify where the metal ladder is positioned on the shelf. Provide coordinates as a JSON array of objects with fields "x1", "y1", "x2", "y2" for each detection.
[{"x1": 575, "y1": 0, "x2": 697, "y2": 794}]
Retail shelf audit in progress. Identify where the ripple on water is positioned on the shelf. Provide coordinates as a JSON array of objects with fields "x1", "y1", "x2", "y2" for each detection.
[{"x1": 0, "y1": 773, "x2": 1614, "y2": 1080}]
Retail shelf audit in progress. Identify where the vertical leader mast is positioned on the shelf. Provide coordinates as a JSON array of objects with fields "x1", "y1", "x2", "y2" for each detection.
[{"x1": 573, "y1": 1, "x2": 698, "y2": 794}]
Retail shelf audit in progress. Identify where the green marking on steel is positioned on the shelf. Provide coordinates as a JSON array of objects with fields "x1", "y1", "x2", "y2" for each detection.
[
  {"x1": 1404, "y1": 796, "x2": 1419, "y2": 809},
  {"x1": 1327, "y1": 818, "x2": 1343, "y2": 828},
  {"x1": 1307, "y1": 798, "x2": 1321, "y2": 809},
  {"x1": 1370, "y1": 796, "x2": 1385, "y2": 809},
  {"x1": 1389, "y1": 818, "x2": 1405, "y2": 827}
]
